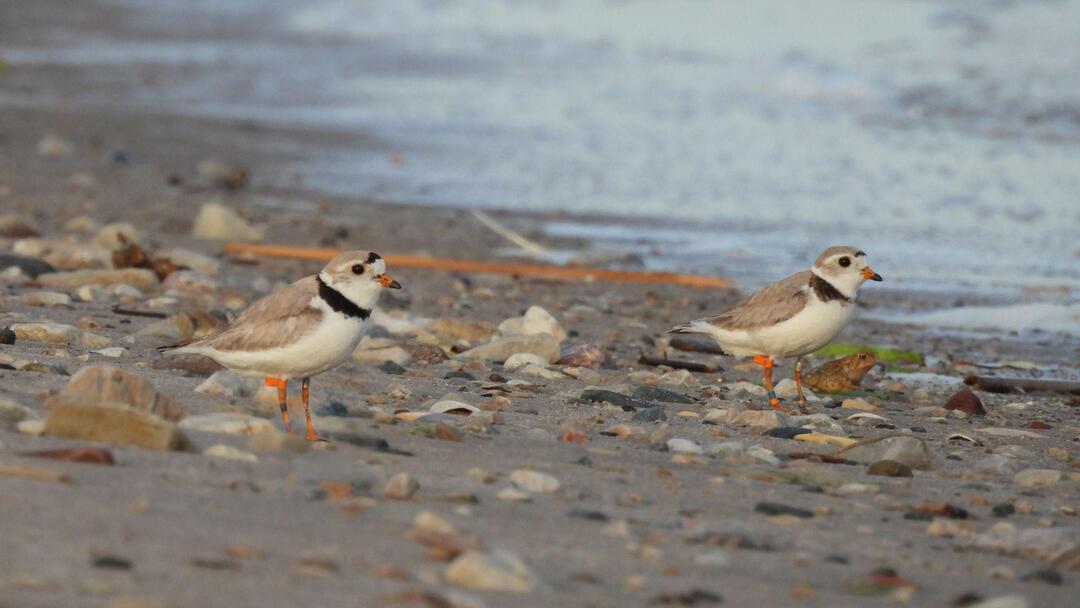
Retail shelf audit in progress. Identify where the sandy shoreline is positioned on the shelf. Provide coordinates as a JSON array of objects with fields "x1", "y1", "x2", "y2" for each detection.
[{"x1": 3, "y1": 3, "x2": 1080, "y2": 608}]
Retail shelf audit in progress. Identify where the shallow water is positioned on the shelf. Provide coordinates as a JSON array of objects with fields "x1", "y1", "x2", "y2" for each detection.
[{"x1": 3, "y1": 0, "x2": 1079, "y2": 297}]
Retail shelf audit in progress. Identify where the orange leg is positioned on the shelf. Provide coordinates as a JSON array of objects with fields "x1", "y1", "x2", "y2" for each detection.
[
  {"x1": 752, "y1": 355, "x2": 789, "y2": 412},
  {"x1": 265, "y1": 376, "x2": 291, "y2": 433},
  {"x1": 794, "y1": 357, "x2": 807, "y2": 405},
  {"x1": 301, "y1": 377, "x2": 326, "y2": 442}
]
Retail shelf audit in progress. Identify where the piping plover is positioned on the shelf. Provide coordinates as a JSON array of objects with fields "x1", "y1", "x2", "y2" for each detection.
[
  {"x1": 670, "y1": 246, "x2": 881, "y2": 411},
  {"x1": 161, "y1": 250, "x2": 401, "y2": 440}
]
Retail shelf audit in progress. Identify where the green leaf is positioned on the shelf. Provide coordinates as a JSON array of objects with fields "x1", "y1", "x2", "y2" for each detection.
[{"x1": 814, "y1": 343, "x2": 924, "y2": 365}]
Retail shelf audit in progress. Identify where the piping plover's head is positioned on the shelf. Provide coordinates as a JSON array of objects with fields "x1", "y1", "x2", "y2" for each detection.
[
  {"x1": 811, "y1": 246, "x2": 882, "y2": 297},
  {"x1": 320, "y1": 250, "x2": 402, "y2": 308}
]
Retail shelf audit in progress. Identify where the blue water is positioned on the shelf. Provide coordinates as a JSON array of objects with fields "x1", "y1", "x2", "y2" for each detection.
[{"x1": 3, "y1": 0, "x2": 1079, "y2": 294}]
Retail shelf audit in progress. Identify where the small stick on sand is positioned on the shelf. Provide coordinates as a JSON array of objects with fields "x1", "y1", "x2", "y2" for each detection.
[
  {"x1": 963, "y1": 375, "x2": 1080, "y2": 395},
  {"x1": 222, "y1": 243, "x2": 734, "y2": 289},
  {"x1": 470, "y1": 209, "x2": 547, "y2": 255}
]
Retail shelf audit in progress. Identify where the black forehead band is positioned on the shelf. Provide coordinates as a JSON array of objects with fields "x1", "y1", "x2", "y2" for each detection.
[
  {"x1": 855, "y1": 251, "x2": 866, "y2": 257},
  {"x1": 365, "y1": 252, "x2": 382, "y2": 264}
]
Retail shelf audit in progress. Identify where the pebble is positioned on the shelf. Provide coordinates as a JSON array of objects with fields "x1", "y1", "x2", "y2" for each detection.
[
  {"x1": 763, "y1": 426, "x2": 811, "y2": 440},
  {"x1": 581, "y1": 389, "x2": 654, "y2": 411},
  {"x1": 944, "y1": 389, "x2": 986, "y2": 415},
  {"x1": 92, "y1": 222, "x2": 140, "y2": 249},
  {"x1": 632, "y1": 385, "x2": 695, "y2": 404},
  {"x1": 36, "y1": 133, "x2": 74, "y2": 158},
  {"x1": 0, "y1": 394, "x2": 35, "y2": 422},
  {"x1": 706, "y1": 441, "x2": 744, "y2": 456},
  {"x1": 53, "y1": 365, "x2": 184, "y2": 421},
  {"x1": 154, "y1": 248, "x2": 221, "y2": 277},
  {"x1": 10, "y1": 322, "x2": 112, "y2": 349},
  {"x1": 968, "y1": 522, "x2": 1080, "y2": 563},
  {"x1": 427, "y1": 317, "x2": 498, "y2": 344},
  {"x1": 38, "y1": 268, "x2": 158, "y2": 289},
  {"x1": 178, "y1": 413, "x2": 276, "y2": 435},
  {"x1": 503, "y1": 352, "x2": 547, "y2": 371},
  {"x1": 974, "y1": 454, "x2": 1017, "y2": 476},
  {"x1": 964, "y1": 596, "x2": 1029, "y2": 608},
  {"x1": 195, "y1": 370, "x2": 262, "y2": 399},
  {"x1": 746, "y1": 445, "x2": 780, "y2": 466},
  {"x1": 557, "y1": 342, "x2": 606, "y2": 368},
  {"x1": 840, "y1": 398, "x2": 878, "y2": 411},
  {"x1": 44, "y1": 402, "x2": 182, "y2": 451},
  {"x1": 1012, "y1": 468, "x2": 1061, "y2": 488},
  {"x1": 91, "y1": 347, "x2": 126, "y2": 358},
  {"x1": 203, "y1": 444, "x2": 259, "y2": 463},
  {"x1": 509, "y1": 469, "x2": 560, "y2": 494},
  {"x1": 0, "y1": 254, "x2": 55, "y2": 278},
  {"x1": 457, "y1": 333, "x2": 561, "y2": 364},
  {"x1": 840, "y1": 435, "x2": 932, "y2": 470},
  {"x1": 430, "y1": 400, "x2": 480, "y2": 415},
  {"x1": 867, "y1": 460, "x2": 913, "y2": 478},
  {"x1": 496, "y1": 487, "x2": 532, "y2": 502},
  {"x1": 192, "y1": 202, "x2": 265, "y2": 241},
  {"x1": 444, "y1": 550, "x2": 538, "y2": 593},
  {"x1": 162, "y1": 270, "x2": 218, "y2": 293},
  {"x1": 755, "y1": 502, "x2": 813, "y2": 518},
  {"x1": 727, "y1": 381, "x2": 767, "y2": 396},
  {"x1": 631, "y1": 406, "x2": 667, "y2": 423},
  {"x1": 732, "y1": 410, "x2": 789, "y2": 433},
  {"x1": 352, "y1": 346, "x2": 411, "y2": 366},
  {"x1": 246, "y1": 431, "x2": 310, "y2": 454},
  {"x1": 0, "y1": 326, "x2": 16, "y2": 344},
  {"x1": 17, "y1": 419, "x2": 46, "y2": 436},
  {"x1": 774, "y1": 378, "x2": 819, "y2": 401},
  {"x1": 384, "y1": 473, "x2": 420, "y2": 500},
  {"x1": 497, "y1": 305, "x2": 567, "y2": 341},
  {"x1": 667, "y1": 438, "x2": 704, "y2": 455}
]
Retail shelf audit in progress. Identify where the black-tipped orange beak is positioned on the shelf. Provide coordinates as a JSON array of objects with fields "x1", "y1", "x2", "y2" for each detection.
[
  {"x1": 862, "y1": 267, "x2": 883, "y2": 282},
  {"x1": 379, "y1": 274, "x2": 402, "y2": 289}
]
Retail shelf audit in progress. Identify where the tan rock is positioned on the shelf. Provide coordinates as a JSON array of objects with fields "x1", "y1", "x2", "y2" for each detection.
[
  {"x1": 44, "y1": 401, "x2": 182, "y2": 451},
  {"x1": 192, "y1": 202, "x2": 265, "y2": 242},
  {"x1": 384, "y1": 472, "x2": 420, "y2": 500},
  {"x1": 457, "y1": 333, "x2": 561, "y2": 364},
  {"x1": 732, "y1": 409, "x2": 789, "y2": 433},
  {"x1": 498, "y1": 306, "x2": 567, "y2": 341},
  {"x1": 445, "y1": 551, "x2": 538, "y2": 593},
  {"x1": 93, "y1": 223, "x2": 141, "y2": 250},
  {"x1": 178, "y1": 413, "x2": 276, "y2": 435},
  {"x1": 246, "y1": 431, "x2": 310, "y2": 454},
  {"x1": 428, "y1": 318, "x2": 498, "y2": 344},
  {"x1": 39, "y1": 268, "x2": 158, "y2": 289},
  {"x1": 10, "y1": 322, "x2": 112, "y2": 349},
  {"x1": 54, "y1": 365, "x2": 184, "y2": 421}
]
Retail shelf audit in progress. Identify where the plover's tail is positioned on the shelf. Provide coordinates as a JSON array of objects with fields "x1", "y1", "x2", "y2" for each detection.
[
  {"x1": 156, "y1": 336, "x2": 200, "y2": 355},
  {"x1": 668, "y1": 320, "x2": 704, "y2": 335}
]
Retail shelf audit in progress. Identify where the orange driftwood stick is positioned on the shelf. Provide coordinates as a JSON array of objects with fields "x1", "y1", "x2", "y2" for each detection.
[{"x1": 222, "y1": 243, "x2": 734, "y2": 289}]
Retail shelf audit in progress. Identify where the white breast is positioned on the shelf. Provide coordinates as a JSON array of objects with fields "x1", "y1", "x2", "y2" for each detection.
[
  {"x1": 204, "y1": 297, "x2": 369, "y2": 378},
  {"x1": 750, "y1": 297, "x2": 854, "y2": 358}
]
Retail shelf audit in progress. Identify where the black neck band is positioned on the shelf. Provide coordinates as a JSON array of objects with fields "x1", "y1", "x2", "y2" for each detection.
[
  {"x1": 810, "y1": 273, "x2": 854, "y2": 304},
  {"x1": 318, "y1": 276, "x2": 371, "y2": 319}
]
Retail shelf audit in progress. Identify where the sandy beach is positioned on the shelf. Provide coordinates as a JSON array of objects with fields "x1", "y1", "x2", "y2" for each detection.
[{"x1": 2, "y1": 1, "x2": 1079, "y2": 607}]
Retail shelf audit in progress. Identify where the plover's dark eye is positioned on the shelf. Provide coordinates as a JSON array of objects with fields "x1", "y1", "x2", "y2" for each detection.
[
  {"x1": 838, "y1": 257, "x2": 851, "y2": 268},
  {"x1": 351, "y1": 264, "x2": 364, "y2": 275}
]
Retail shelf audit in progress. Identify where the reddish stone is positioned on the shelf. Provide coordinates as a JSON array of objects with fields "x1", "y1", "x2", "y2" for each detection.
[
  {"x1": 558, "y1": 342, "x2": 607, "y2": 368},
  {"x1": 943, "y1": 389, "x2": 986, "y2": 416},
  {"x1": 19, "y1": 447, "x2": 115, "y2": 465},
  {"x1": 559, "y1": 430, "x2": 590, "y2": 444},
  {"x1": 1029, "y1": 420, "x2": 1052, "y2": 430}
]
